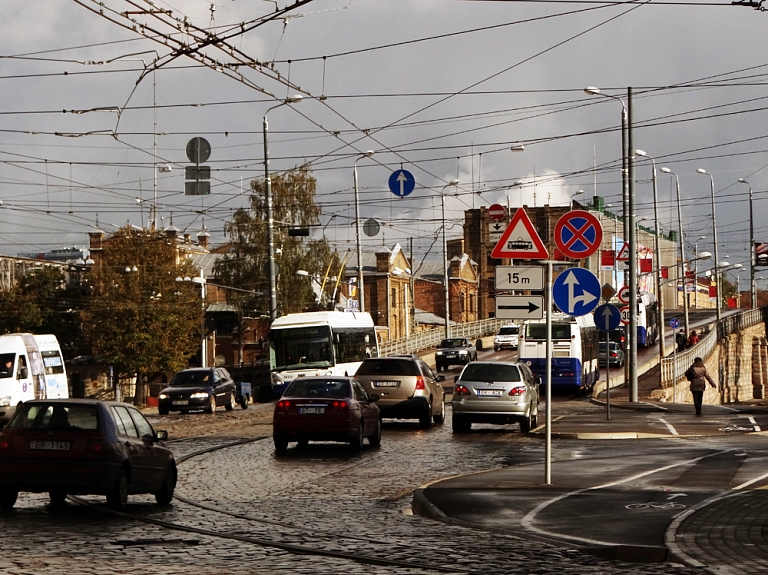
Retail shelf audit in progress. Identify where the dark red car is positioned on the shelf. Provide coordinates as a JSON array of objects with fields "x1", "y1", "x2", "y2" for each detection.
[
  {"x1": 272, "y1": 376, "x2": 381, "y2": 453},
  {"x1": 0, "y1": 399, "x2": 176, "y2": 511}
]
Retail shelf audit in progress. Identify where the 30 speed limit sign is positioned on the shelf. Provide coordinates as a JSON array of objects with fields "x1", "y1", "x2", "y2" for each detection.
[{"x1": 620, "y1": 306, "x2": 631, "y2": 325}]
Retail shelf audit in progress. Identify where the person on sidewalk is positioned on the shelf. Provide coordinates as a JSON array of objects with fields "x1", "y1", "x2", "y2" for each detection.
[
  {"x1": 687, "y1": 357, "x2": 716, "y2": 416},
  {"x1": 676, "y1": 330, "x2": 687, "y2": 352},
  {"x1": 688, "y1": 330, "x2": 699, "y2": 347}
]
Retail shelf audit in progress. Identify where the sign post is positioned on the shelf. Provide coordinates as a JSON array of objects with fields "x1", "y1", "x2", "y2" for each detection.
[
  {"x1": 594, "y1": 302, "x2": 621, "y2": 421},
  {"x1": 670, "y1": 317, "x2": 680, "y2": 403}
]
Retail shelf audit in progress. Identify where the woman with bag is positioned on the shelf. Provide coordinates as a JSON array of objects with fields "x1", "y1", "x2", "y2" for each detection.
[{"x1": 686, "y1": 357, "x2": 716, "y2": 416}]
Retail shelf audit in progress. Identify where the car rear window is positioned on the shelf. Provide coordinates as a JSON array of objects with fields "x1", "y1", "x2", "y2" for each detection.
[
  {"x1": 8, "y1": 403, "x2": 99, "y2": 431},
  {"x1": 169, "y1": 370, "x2": 212, "y2": 387},
  {"x1": 285, "y1": 379, "x2": 351, "y2": 398},
  {"x1": 498, "y1": 326, "x2": 519, "y2": 335},
  {"x1": 459, "y1": 363, "x2": 521, "y2": 383},
  {"x1": 356, "y1": 358, "x2": 420, "y2": 376},
  {"x1": 439, "y1": 339, "x2": 466, "y2": 348}
]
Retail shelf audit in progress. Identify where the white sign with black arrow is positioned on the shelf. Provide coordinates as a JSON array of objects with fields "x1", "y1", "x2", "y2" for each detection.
[
  {"x1": 488, "y1": 221, "x2": 506, "y2": 244},
  {"x1": 495, "y1": 295, "x2": 544, "y2": 320}
]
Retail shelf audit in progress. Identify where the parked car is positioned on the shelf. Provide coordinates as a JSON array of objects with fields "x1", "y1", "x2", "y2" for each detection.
[
  {"x1": 157, "y1": 367, "x2": 238, "y2": 415},
  {"x1": 452, "y1": 361, "x2": 540, "y2": 434},
  {"x1": 434, "y1": 338, "x2": 477, "y2": 371},
  {"x1": 355, "y1": 356, "x2": 446, "y2": 428},
  {"x1": 494, "y1": 324, "x2": 520, "y2": 351},
  {"x1": 599, "y1": 341, "x2": 625, "y2": 367},
  {"x1": 0, "y1": 399, "x2": 176, "y2": 510},
  {"x1": 272, "y1": 376, "x2": 381, "y2": 452}
]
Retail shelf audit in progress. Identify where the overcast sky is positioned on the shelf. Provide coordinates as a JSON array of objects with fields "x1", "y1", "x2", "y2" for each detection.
[{"x1": 2, "y1": 0, "x2": 767, "y2": 282}]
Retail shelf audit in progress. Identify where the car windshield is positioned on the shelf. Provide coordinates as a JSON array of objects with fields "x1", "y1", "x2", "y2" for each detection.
[
  {"x1": 459, "y1": 363, "x2": 521, "y2": 383},
  {"x1": 8, "y1": 403, "x2": 99, "y2": 430},
  {"x1": 0, "y1": 353, "x2": 14, "y2": 379},
  {"x1": 599, "y1": 342, "x2": 619, "y2": 352},
  {"x1": 498, "y1": 327, "x2": 519, "y2": 335},
  {"x1": 439, "y1": 339, "x2": 466, "y2": 348},
  {"x1": 284, "y1": 379, "x2": 351, "y2": 398},
  {"x1": 169, "y1": 370, "x2": 213, "y2": 387},
  {"x1": 356, "y1": 359, "x2": 420, "y2": 376}
]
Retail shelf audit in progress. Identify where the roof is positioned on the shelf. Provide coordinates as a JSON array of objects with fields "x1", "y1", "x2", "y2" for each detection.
[
  {"x1": 187, "y1": 252, "x2": 226, "y2": 279},
  {"x1": 414, "y1": 308, "x2": 457, "y2": 326}
]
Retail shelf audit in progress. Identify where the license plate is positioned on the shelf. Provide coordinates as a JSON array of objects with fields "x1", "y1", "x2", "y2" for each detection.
[
  {"x1": 30, "y1": 440, "x2": 70, "y2": 451},
  {"x1": 476, "y1": 389, "x2": 503, "y2": 397},
  {"x1": 298, "y1": 407, "x2": 325, "y2": 414},
  {"x1": 445, "y1": 353, "x2": 456, "y2": 358},
  {"x1": 172, "y1": 400, "x2": 189, "y2": 406},
  {"x1": 374, "y1": 381, "x2": 399, "y2": 387}
]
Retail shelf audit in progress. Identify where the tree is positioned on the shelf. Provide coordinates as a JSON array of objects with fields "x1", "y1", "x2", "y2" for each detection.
[
  {"x1": 82, "y1": 227, "x2": 203, "y2": 406},
  {"x1": 216, "y1": 164, "x2": 342, "y2": 316}
]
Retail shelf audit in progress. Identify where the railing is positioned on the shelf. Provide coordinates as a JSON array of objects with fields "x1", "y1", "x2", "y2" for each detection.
[
  {"x1": 660, "y1": 306, "x2": 767, "y2": 386},
  {"x1": 380, "y1": 317, "x2": 506, "y2": 357}
]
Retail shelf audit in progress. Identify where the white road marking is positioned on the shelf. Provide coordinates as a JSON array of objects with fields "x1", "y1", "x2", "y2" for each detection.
[
  {"x1": 658, "y1": 417, "x2": 679, "y2": 435},
  {"x1": 734, "y1": 469, "x2": 768, "y2": 490},
  {"x1": 748, "y1": 416, "x2": 761, "y2": 432}
]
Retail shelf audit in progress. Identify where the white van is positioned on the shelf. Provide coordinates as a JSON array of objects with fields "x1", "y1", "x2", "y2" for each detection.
[
  {"x1": 0, "y1": 333, "x2": 68, "y2": 425},
  {"x1": 494, "y1": 324, "x2": 520, "y2": 351}
]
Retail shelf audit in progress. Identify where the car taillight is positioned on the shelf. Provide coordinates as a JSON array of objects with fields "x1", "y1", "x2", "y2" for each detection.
[
  {"x1": 275, "y1": 400, "x2": 292, "y2": 414},
  {"x1": 0, "y1": 436, "x2": 13, "y2": 451},
  {"x1": 331, "y1": 400, "x2": 349, "y2": 411},
  {"x1": 454, "y1": 385, "x2": 470, "y2": 396},
  {"x1": 508, "y1": 386, "x2": 526, "y2": 396},
  {"x1": 415, "y1": 376, "x2": 426, "y2": 391},
  {"x1": 87, "y1": 436, "x2": 108, "y2": 453}
]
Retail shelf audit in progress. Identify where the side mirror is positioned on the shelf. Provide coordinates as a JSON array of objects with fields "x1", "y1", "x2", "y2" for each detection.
[
  {"x1": 19, "y1": 367, "x2": 28, "y2": 380},
  {"x1": 454, "y1": 375, "x2": 459, "y2": 383},
  {"x1": 436, "y1": 374, "x2": 445, "y2": 382},
  {"x1": 369, "y1": 394, "x2": 380, "y2": 402},
  {"x1": 155, "y1": 429, "x2": 169, "y2": 441}
]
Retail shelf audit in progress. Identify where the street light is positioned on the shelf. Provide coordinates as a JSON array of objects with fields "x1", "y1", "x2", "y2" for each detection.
[
  {"x1": 738, "y1": 178, "x2": 756, "y2": 308},
  {"x1": 264, "y1": 95, "x2": 303, "y2": 322},
  {"x1": 659, "y1": 167, "x2": 690, "y2": 343},
  {"x1": 175, "y1": 272, "x2": 208, "y2": 367},
  {"x1": 693, "y1": 236, "x2": 706, "y2": 309},
  {"x1": 442, "y1": 179, "x2": 460, "y2": 338},
  {"x1": 696, "y1": 168, "x2": 720, "y2": 322},
  {"x1": 353, "y1": 151, "x2": 375, "y2": 314}
]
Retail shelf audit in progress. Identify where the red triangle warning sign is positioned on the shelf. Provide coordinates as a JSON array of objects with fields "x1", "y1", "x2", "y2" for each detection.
[
  {"x1": 490, "y1": 208, "x2": 549, "y2": 260},
  {"x1": 616, "y1": 242, "x2": 630, "y2": 262}
]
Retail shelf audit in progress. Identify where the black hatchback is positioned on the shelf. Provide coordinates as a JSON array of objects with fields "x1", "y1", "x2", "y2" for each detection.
[{"x1": 157, "y1": 367, "x2": 237, "y2": 415}]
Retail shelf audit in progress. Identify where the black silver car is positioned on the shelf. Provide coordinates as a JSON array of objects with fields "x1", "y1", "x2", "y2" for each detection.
[
  {"x1": 157, "y1": 367, "x2": 237, "y2": 415},
  {"x1": 434, "y1": 338, "x2": 477, "y2": 371},
  {"x1": 355, "y1": 356, "x2": 446, "y2": 428},
  {"x1": 452, "y1": 361, "x2": 540, "y2": 433}
]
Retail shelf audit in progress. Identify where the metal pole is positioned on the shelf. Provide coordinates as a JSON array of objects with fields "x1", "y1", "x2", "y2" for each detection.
[
  {"x1": 442, "y1": 180, "x2": 459, "y2": 338},
  {"x1": 675, "y1": 175, "x2": 690, "y2": 341},
  {"x1": 545, "y1": 261, "x2": 552, "y2": 485},
  {"x1": 353, "y1": 151, "x2": 373, "y2": 314},
  {"x1": 627, "y1": 87, "x2": 638, "y2": 403},
  {"x1": 605, "y1": 331, "x2": 611, "y2": 420},
  {"x1": 698, "y1": 169, "x2": 720, "y2": 322},
  {"x1": 739, "y1": 179, "x2": 756, "y2": 308}
]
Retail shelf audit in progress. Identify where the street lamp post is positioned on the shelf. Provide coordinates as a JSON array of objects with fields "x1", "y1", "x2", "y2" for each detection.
[
  {"x1": 696, "y1": 168, "x2": 720, "y2": 322},
  {"x1": 442, "y1": 179, "x2": 460, "y2": 338},
  {"x1": 693, "y1": 236, "x2": 706, "y2": 308},
  {"x1": 659, "y1": 167, "x2": 690, "y2": 343},
  {"x1": 353, "y1": 151, "x2": 375, "y2": 313},
  {"x1": 635, "y1": 150, "x2": 666, "y2": 359},
  {"x1": 264, "y1": 95, "x2": 303, "y2": 322},
  {"x1": 738, "y1": 178, "x2": 756, "y2": 308}
]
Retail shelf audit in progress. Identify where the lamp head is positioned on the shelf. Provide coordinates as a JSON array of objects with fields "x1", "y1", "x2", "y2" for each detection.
[
  {"x1": 363, "y1": 150, "x2": 374, "y2": 157},
  {"x1": 510, "y1": 143, "x2": 525, "y2": 152},
  {"x1": 660, "y1": 167, "x2": 672, "y2": 174},
  {"x1": 717, "y1": 261, "x2": 730, "y2": 268},
  {"x1": 733, "y1": 263, "x2": 744, "y2": 269},
  {"x1": 738, "y1": 178, "x2": 749, "y2": 184},
  {"x1": 635, "y1": 149, "x2": 647, "y2": 157},
  {"x1": 285, "y1": 95, "x2": 303, "y2": 104},
  {"x1": 584, "y1": 86, "x2": 600, "y2": 95},
  {"x1": 449, "y1": 179, "x2": 460, "y2": 186},
  {"x1": 696, "y1": 168, "x2": 707, "y2": 174},
  {"x1": 698, "y1": 251, "x2": 712, "y2": 260}
]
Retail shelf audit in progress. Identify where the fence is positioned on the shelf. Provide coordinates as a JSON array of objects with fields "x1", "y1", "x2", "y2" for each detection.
[{"x1": 380, "y1": 317, "x2": 506, "y2": 357}]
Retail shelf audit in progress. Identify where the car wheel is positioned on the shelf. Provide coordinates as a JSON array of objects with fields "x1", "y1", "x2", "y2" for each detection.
[
  {"x1": 452, "y1": 414, "x2": 471, "y2": 433},
  {"x1": 240, "y1": 395, "x2": 249, "y2": 410},
  {"x1": 433, "y1": 398, "x2": 446, "y2": 424},
  {"x1": 49, "y1": 491, "x2": 67, "y2": 507},
  {"x1": 349, "y1": 423, "x2": 364, "y2": 451},
  {"x1": 520, "y1": 409, "x2": 533, "y2": 434},
  {"x1": 274, "y1": 436, "x2": 288, "y2": 453},
  {"x1": 158, "y1": 407, "x2": 169, "y2": 416},
  {"x1": 368, "y1": 417, "x2": 382, "y2": 447},
  {"x1": 107, "y1": 471, "x2": 129, "y2": 511},
  {"x1": 204, "y1": 394, "x2": 216, "y2": 414},
  {"x1": 155, "y1": 464, "x2": 177, "y2": 506},
  {"x1": 531, "y1": 403, "x2": 539, "y2": 429},
  {"x1": 0, "y1": 488, "x2": 18, "y2": 510},
  {"x1": 494, "y1": 346, "x2": 499, "y2": 351},
  {"x1": 225, "y1": 391, "x2": 236, "y2": 411},
  {"x1": 419, "y1": 404, "x2": 433, "y2": 429}
]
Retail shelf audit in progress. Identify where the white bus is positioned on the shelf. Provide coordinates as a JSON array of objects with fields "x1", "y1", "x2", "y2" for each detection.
[
  {"x1": 269, "y1": 311, "x2": 379, "y2": 397},
  {"x1": 518, "y1": 312, "x2": 600, "y2": 391}
]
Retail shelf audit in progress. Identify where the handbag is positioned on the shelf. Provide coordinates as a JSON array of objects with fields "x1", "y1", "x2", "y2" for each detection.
[{"x1": 685, "y1": 366, "x2": 696, "y2": 381}]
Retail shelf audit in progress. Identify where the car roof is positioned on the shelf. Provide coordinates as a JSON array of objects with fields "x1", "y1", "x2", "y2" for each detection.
[{"x1": 289, "y1": 375, "x2": 354, "y2": 382}]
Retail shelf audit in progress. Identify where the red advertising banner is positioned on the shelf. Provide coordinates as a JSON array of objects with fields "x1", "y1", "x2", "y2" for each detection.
[
  {"x1": 709, "y1": 285, "x2": 717, "y2": 298},
  {"x1": 728, "y1": 297, "x2": 738, "y2": 308},
  {"x1": 640, "y1": 259, "x2": 652, "y2": 273},
  {"x1": 661, "y1": 267, "x2": 669, "y2": 279},
  {"x1": 601, "y1": 249, "x2": 615, "y2": 267}
]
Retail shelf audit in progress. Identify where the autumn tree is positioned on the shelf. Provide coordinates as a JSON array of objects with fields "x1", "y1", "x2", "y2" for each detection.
[
  {"x1": 216, "y1": 164, "x2": 342, "y2": 316},
  {"x1": 82, "y1": 227, "x2": 203, "y2": 406}
]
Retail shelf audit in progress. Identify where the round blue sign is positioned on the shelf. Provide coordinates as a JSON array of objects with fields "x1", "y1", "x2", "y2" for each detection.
[
  {"x1": 669, "y1": 318, "x2": 680, "y2": 329},
  {"x1": 388, "y1": 169, "x2": 416, "y2": 197},
  {"x1": 552, "y1": 267, "x2": 600, "y2": 316},
  {"x1": 593, "y1": 303, "x2": 622, "y2": 332}
]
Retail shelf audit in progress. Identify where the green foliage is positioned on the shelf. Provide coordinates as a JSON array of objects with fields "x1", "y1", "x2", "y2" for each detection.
[
  {"x1": 83, "y1": 228, "x2": 203, "y2": 378},
  {"x1": 217, "y1": 164, "x2": 342, "y2": 315}
]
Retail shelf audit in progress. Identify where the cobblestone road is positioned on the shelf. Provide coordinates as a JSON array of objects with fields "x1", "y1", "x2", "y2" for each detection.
[{"x1": 0, "y1": 398, "x2": 710, "y2": 575}]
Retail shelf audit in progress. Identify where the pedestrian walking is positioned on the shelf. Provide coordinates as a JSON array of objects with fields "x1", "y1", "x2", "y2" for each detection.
[
  {"x1": 688, "y1": 330, "x2": 699, "y2": 347},
  {"x1": 676, "y1": 330, "x2": 687, "y2": 352},
  {"x1": 685, "y1": 357, "x2": 716, "y2": 416}
]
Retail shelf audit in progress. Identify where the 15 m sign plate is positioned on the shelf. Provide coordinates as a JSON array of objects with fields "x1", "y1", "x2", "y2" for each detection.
[{"x1": 494, "y1": 266, "x2": 544, "y2": 291}]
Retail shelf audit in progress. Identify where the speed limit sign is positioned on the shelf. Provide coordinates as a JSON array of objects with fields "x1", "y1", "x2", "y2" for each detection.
[{"x1": 620, "y1": 306, "x2": 631, "y2": 325}]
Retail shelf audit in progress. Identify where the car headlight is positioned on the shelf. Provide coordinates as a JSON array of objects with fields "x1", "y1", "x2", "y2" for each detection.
[
  {"x1": 436, "y1": 351, "x2": 443, "y2": 355},
  {"x1": 0, "y1": 396, "x2": 10, "y2": 407},
  {"x1": 190, "y1": 392, "x2": 209, "y2": 399},
  {"x1": 459, "y1": 350, "x2": 468, "y2": 355},
  {"x1": 158, "y1": 393, "x2": 168, "y2": 400},
  {"x1": 271, "y1": 372, "x2": 285, "y2": 385}
]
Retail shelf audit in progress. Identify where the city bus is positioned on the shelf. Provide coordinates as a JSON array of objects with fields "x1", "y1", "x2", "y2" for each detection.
[
  {"x1": 636, "y1": 291, "x2": 659, "y2": 348},
  {"x1": 268, "y1": 311, "x2": 379, "y2": 397},
  {"x1": 518, "y1": 312, "x2": 600, "y2": 391}
]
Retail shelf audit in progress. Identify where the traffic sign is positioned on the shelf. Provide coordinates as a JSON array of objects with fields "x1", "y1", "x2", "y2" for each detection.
[
  {"x1": 594, "y1": 303, "x2": 622, "y2": 332},
  {"x1": 388, "y1": 169, "x2": 416, "y2": 197},
  {"x1": 488, "y1": 204, "x2": 506, "y2": 221},
  {"x1": 495, "y1": 266, "x2": 544, "y2": 291},
  {"x1": 552, "y1": 267, "x2": 600, "y2": 316},
  {"x1": 488, "y1": 221, "x2": 505, "y2": 244},
  {"x1": 495, "y1": 295, "x2": 544, "y2": 320},
  {"x1": 186, "y1": 137, "x2": 211, "y2": 163},
  {"x1": 617, "y1": 286, "x2": 631, "y2": 304},
  {"x1": 554, "y1": 210, "x2": 603, "y2": 259},
  {"x1": 616, "y1": 242, "x2": 630, "y2": 261},
  {"x1": 620, "y1": 306, "x2": 631, "y2": 325},
  {"x1": 669, "y1": 318, "x2": 680, "y2": 329},
  {"x1": 490, "y1": 208, "x2": 549, "y2": 260},
  {"x1": 363, "y1": 218, "x2": 380, "y2": 237},
  {"x1": 601, "y1": 283, "x2": 616, "y2": 301}
]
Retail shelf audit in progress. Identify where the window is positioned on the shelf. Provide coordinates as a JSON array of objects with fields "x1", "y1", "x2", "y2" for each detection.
[
  {"x1": 128, "y1": 407, "x2": 154, "y2": 439},
  {"x1": 41, "y1": 350, "x2": 65, "y2": 375},
  {"x1": 284, "y1": 379, "x2": 350, "y2": 398},
  {"x1": 9, "y1": 403, "x2": 98, "y2": 430},
  {"x1": 356, "y1": 358, "x2": 420, "y2": 376},
  {"x1": 112, "y1": 406, "x2": 139, "y2": 438},
  {"x1": 352, "y1": 381, "x2": 369, "y2": 401},
  {"x1": 459, "y1": 363, "x2": 521, "y2": 383}
]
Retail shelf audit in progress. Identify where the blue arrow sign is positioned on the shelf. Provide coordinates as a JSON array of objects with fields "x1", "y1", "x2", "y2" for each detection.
[
  {"x1": 593, "y1": 303, "x2": 621, "y2": 332},
  {"x1": 552, "y1": 267, "x2": 601, "y2": 316},
  {"x1": 669, "y1": 318, "x2": 680, "y2": 329},
  {"x1": 388, "y1": 169, "x2": 416, "y2": 197}
]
